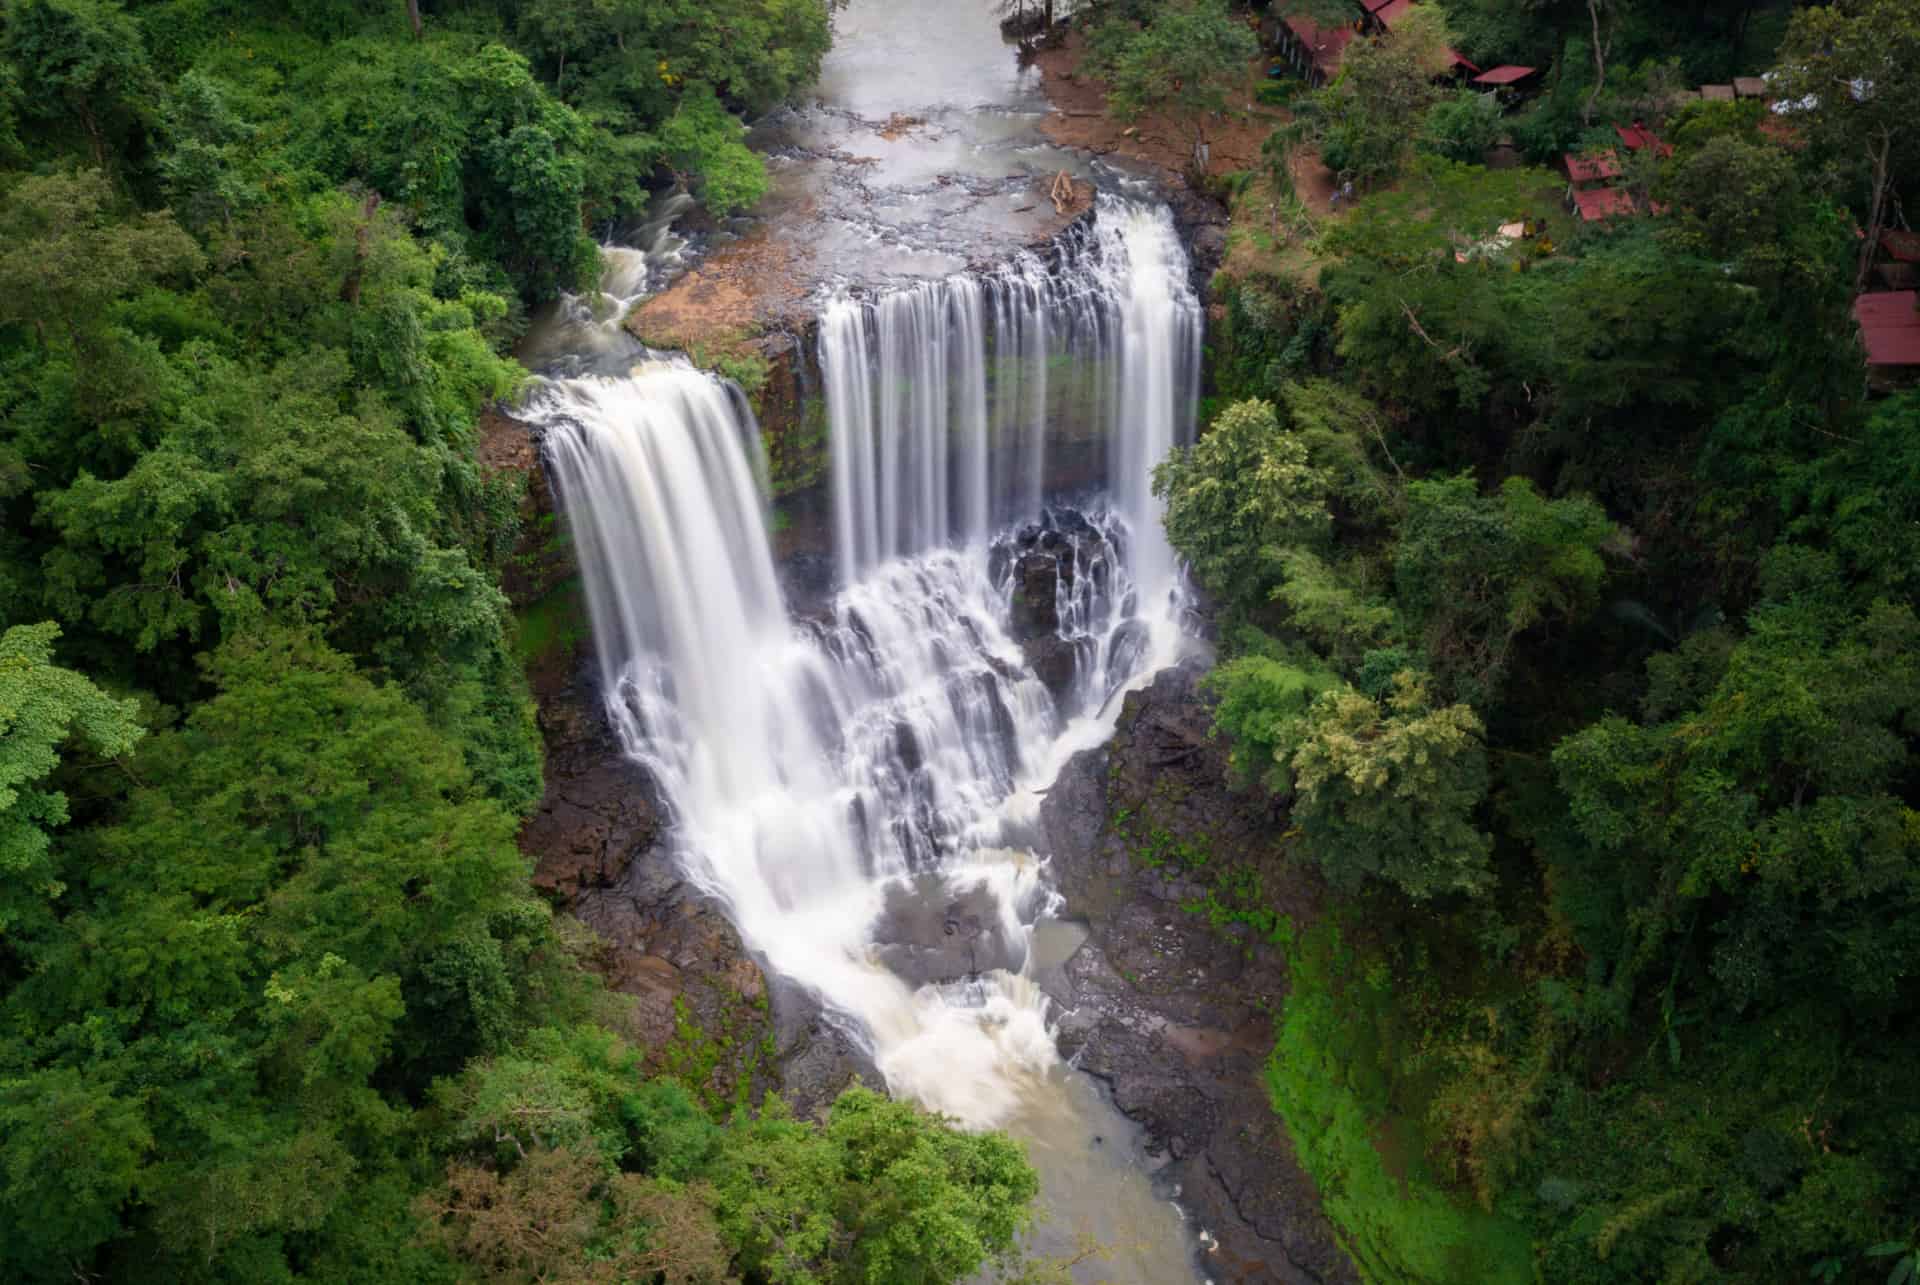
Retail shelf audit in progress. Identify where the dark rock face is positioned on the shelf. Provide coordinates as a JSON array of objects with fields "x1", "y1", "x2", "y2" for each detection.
[
  {"x1": 1010, "y1": 551, "x2": 1061, "y2": 640},
  {"x1": 1023, "y1": 634, "x2": 1080, "y2": 699},
  {"x1": 522, "y1": 666, "x2": 776, "y2": 1099},
  {"x1": 1040, "y1": 661, "x2": 1357, "y2": 1285}
]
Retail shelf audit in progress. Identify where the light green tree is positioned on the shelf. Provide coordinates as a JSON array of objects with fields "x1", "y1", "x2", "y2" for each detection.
[
  {"x1": 0, "y1": 621, "x2": 140, "y2": 935},
  {"x1": 1154, "y1": 397, "x2": 1332, "y2": 611},
  {"x1": 1289, "y1": 670, "x2": 1494, "y2": 901}
]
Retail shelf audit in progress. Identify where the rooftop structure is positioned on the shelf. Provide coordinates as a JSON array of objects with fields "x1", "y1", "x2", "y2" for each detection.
[
  {"x1": 1565, "y1": 151, "x2": 1622, "y2": 185},
  {"x1": 1472, "y1": 64, "x2": 1537, "y2": 86},
  {"x1": 1278, "y1": 13, "x2": 1356, "y2": 86},
  {"x1": 1573, "y1": 186, "x2": 1636, "y2": 222},
  {"x1": 1856, "y1": 291, "x2": 1920, "y2": 367},
  {"x1": 1614, "y1": 122, "x2": 1673, "y2": 157},
  {"x1": 1732, "y1": 76, "x2": 1769, "y2": 100}
]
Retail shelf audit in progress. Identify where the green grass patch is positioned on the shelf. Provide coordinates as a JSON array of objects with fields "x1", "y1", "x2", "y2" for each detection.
[{"x1": 1267, "y1": 919, "x2": 1532, "y2": 1284}]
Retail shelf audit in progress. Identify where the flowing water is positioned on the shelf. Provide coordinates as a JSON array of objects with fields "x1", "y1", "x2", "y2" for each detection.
[{"x1": 520, "y1": 2, "x2": 1216, "y2": 1278}]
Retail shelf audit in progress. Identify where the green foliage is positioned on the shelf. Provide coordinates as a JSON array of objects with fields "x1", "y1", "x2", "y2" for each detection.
[
  {"x1": 0, "y1": 621, "x2": 140, "y2": 936},
  {"x1": 1266, "y1": 920, "x2": 1532, "y2": 1283},
  {"x1": 1290, "y1": 671, "x2": 1494, "y2": 902},
  {"x1": 1418, "y1": 88, "x2": 1502, "y2": 164},
  {"x1": 1084, "y1": 0, "x2": 1257, "y2": 147},
  {"x1": 1193, "y1": 5, "x2": 1920, "y2": 1279},
  {"x1": 658, "y1": 81, "x2": 770, "y2": 217},
  {"x1": 1395, "y1": 474, "x2": 1616, "y2": 704},
  {"x1": 1297, "y1": 4, "x2": 1458, "y2": 187},
  {"x1": 1154, "y1": 397, "x2": 1332, "y2": 611},
  {"x1": 711, "y1": 1086, "x2": 1038, "y2": 1285},
  {"x1": 1205, "y1": 648, "x2": 1341, "y2": 791}
]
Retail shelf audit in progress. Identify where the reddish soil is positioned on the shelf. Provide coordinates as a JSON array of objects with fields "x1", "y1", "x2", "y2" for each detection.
[
  {"x1": 627, "y1": 228, "x2": 806, "y2": 355},
  {"x1": 1033, "y1": 29, "x2": 1284, "y2": 183}
]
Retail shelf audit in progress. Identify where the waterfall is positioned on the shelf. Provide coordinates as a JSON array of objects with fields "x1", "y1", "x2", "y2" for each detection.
[
  {"x1": 527, "y1": 199, "x2": 1202, "y2": 1130},
  {"x1": 818, "y1": 199, "x2": 1202, "y2": 607}
]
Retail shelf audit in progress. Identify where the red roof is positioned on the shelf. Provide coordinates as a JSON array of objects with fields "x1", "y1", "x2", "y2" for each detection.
[
  {"x1": 1564, "y1": 151, "x2": 1622, "y2": 184},
  {"x1": 1881, "y1": 230, "x2": 1920, "y2": 264},
  {"x1": 1472, "y1": 65, "x2": 1536, "y2": 86},
  {"x1": 1614, "y1": 123, "x2": 1674, "y2": 157},
  {"x1": 1447, "y1": 48, "x2": 1481, "y2": 73},
  {"x1": 1573, "y1": 187, "x2": 1636, "y2": 222},
  {"x1": 1855, "y1": 291, "x2": 1920, "y2": 366},
  {"x1": 1283, "y1": 15, "x2": 1355, "y2": 78},
  {"x1": 1374, "y1": 0, "x2": 1414, "y2": 26}
]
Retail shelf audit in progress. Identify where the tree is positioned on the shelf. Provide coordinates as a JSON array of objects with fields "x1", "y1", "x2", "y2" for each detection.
[
  {"x1": 1154, "y1": 398, "x2": 1332, "y2": 613},
  {"x1": 1288, "y1": 670, "x2": 1494, "y2": 901},
  {"x1": 0, "y1": 168, "x2": 202, "y2": 353},
  {"x1": 1770, "y1": 0, "x2": 1920, "y2": 292},
  {"x1": 1086, "y1": 0, "x2": 1258, "y2": 163},
  {"x1": 1551, "y1": 561, "x2": 1920, "y2": 1024},
  {"x1": 1394, "y1": 474, "x2": 1616, "y2": 703},
  {"x1": 1419, "y1": 88, "x2": 1503, "y2": 164},
  {"x1": 711, "y1": 1087, "x2": 1038, "y2": 1285},
  {"x1": 1, "y1": 0, "x2": 152, "y2": 167},
  {"x1": 1297, "y1": 4, "x2": 1459, "y2": 187},
  {"x1": 658, "y1": 81, "x2": 770, "y2": 216},
  {"x1": 0, "y1": 621, "x2": 140, "y2": 938}
]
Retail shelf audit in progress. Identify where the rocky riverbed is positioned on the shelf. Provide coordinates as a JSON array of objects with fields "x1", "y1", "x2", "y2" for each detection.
[{"x1": 1041, "y1": 662, "x2": 1358, "y2": 1284}]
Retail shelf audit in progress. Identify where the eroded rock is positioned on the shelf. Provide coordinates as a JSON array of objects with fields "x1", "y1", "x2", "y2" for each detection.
[{"x1": 1039, "y1": 661, "x2": 1357, "y2": 1285}]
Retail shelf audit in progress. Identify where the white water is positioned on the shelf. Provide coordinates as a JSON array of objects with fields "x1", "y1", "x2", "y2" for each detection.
[
  {"x1": 528, "y1": 196, "x2": 1206, "y2": 1278},
  {"x1": 819, "y1": 202, "x2": 1202, "y2": 605}
]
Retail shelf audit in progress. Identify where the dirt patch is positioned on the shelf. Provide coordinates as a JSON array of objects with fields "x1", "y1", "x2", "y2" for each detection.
[
  {"x1": 1034, "y1": 29, "x2": 1282, "y2": 182},
  {"x1": 626, "y1": 228, "x2": 806, "y2": 360}
]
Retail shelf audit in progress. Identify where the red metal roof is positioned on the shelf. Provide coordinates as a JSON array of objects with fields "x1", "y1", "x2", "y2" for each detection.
[
  {"x1": 1447, "y1": 48, "x2": 1481, "y2": 73},
  {"x1": 1573, "y1": 187, "x2": 1636, "y2": 222},
  {"x1": 1614, "y1": 123, "x2": 1674, "y2": 157},
  {"x1": 1283, "y1": 15, "x2": 1355, "y2": 78},
  {"x1": 1472, "y1": 65, "x2": 1536, "y2": 86},
  {"x1": 1564, "y1": 151, "x2": 1622, "y2": 184},
  {"x1": 1856, "y1": 291, "x2": 1920, "y2": 366}
]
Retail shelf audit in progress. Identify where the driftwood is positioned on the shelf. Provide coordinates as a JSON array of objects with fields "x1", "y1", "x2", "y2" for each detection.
[{"x1": 1049, "y1": 170, "x2": 1076, "y2": 215}]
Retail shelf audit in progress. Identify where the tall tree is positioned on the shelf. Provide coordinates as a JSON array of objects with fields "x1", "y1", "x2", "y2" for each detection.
[{"x1": 1770, "y1": 0, "x2": 1920, "y2": 291}]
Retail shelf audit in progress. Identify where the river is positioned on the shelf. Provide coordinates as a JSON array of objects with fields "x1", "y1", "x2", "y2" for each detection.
[{"x1": 517, "y1": 3, "x2": 1214, "y2": 1281}]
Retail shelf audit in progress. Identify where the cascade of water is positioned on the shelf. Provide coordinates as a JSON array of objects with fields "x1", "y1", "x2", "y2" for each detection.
[
  {"x1": 534, "y1": 367, "x2": 1076, "y2": 1124},
  {"x1": 819, "y1": 199, "x2": 1202, "y2": 600},
  {"x1": 527, "y1": 199, "x2": 1202, "y2": 1134}
]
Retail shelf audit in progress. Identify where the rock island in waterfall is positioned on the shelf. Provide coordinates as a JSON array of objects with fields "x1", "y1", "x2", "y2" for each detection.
[{"x1": 3, "y1": 2, "x2": 1916, "y2": 1284}]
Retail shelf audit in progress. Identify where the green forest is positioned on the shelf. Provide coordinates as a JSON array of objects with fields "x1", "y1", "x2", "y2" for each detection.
[
  {"x1": 4, "y1": 0, "x2": 1918, "y2": 1281},
  {"x1": 1128, "y1": 0, "x2": 1920, "y2": 1281},
  {"x1": 0, "y1": 2, "x2": 1045, "y2": 1283}
]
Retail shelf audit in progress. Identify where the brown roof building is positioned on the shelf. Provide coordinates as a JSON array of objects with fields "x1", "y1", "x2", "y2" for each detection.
[{"x1": 1856, "y1": 292, "x2": 1920, "y2": 368}]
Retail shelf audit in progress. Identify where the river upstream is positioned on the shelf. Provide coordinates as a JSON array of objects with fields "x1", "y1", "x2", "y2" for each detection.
[{"x1": 517, "y1": 3, "x2": 1214, "y2": 1280}]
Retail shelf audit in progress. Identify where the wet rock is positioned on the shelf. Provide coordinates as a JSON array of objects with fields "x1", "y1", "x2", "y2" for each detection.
[
  {"x1": 869, "y1": 878, "x2": 1026, "y2": 986},
  {"x1": 1022, "y1": 634, "x2": 1079, "y2": 700},
  {"x1": 1009, "y1": 551, "x2": 1060, "y2": 640},
  {"x1": 1038, "y1": 661, "x2": 1357, "y2": 1285},
  {"x1": 778, "y1": 550, "x2": 836, "y2": 609},
  {"x1": 775, "y1": 984, "x2": 881, "y2": 1119}
]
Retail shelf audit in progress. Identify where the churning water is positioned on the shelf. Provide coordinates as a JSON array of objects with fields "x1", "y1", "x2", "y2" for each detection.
[{"x1": 528, "y1": 196, "x2": 1207, "y2": 1280}]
